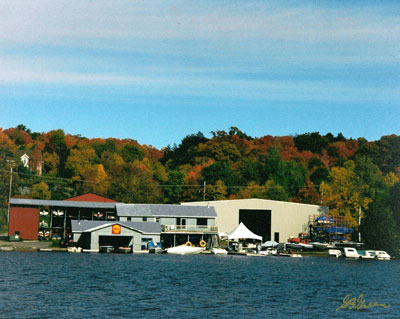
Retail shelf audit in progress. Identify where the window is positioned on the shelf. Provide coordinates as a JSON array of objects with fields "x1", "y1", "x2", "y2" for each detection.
[
  {"x1": 127, "y1": 217, "x2": 131, "y2": 221},
  {"x1": 274, "y1": 232, "x2": 279, "y2": 243},
  {"x1": 142, "y1": 217, "x2": 147, "y2": 222},
  {"x1": 156, "y1": 218, "x2": 160, "y2": 223},
  {"x1": 197, "y1": 218, "x2": 207, "y2": 226},
  {"x1": 142, "y1": 238, "x2": 152, "y2": 242}
]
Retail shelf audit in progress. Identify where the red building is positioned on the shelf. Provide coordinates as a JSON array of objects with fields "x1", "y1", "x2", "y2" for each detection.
[{"x1": 8, "y1": 193, "x2": 117, "y2": 240}]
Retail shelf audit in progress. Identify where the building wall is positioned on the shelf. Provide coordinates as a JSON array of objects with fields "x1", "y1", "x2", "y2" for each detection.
[
  {"x1": 183, "y1": 199, "x2": 328, "y2": 243},
  {"x1": 87, "y1": 225, "x2": 160, "y2": 251},
  {"x1": 9, "y1": 207, "x2": 39, "y2": 240}
]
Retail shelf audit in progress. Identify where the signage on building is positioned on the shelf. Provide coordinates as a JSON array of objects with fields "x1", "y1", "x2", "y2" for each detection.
[{"x1": 112, "y1": 224, "x2": 121, "y2": 234}]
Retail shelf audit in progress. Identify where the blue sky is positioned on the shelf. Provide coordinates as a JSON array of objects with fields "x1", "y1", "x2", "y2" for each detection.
[{"x1": 1, "y1": 0, "x2": 399, "y2": 148}]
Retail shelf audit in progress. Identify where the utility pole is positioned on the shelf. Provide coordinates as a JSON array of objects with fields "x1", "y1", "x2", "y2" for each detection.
[
  {"x1": 6, "y1": 160, "x2": 15, "y2": 226},
  {"x1": 358, "y1": 206, "x2": 362, "y2": 242},
  {"x1": 203, "y1": 181, "x2": 206, "y2": 201}
]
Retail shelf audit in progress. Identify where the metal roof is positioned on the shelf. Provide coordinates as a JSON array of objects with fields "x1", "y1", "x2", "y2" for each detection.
[
  {"x1": 71, "y1": 220, "x2": 161, "y2": 234},
  {"x1": 10, "y1": 198, "x2": 116, "y2": 210},
  {"x1": 116, "y1": 203, "x2": 217, "y2": 218}
]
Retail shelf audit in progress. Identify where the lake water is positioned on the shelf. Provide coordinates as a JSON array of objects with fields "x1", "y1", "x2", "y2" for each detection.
[{"x1": 0, "y1": 252, "x2": 399, "y2": 319}]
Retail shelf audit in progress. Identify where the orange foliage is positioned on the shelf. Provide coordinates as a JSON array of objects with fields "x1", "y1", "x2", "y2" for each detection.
[
  {"x1": 0, "y1": 128, "x2": 16, "y2": 151},
  {"x1": 333, "y1": 140, "x2": 358, "y2": 159},
  {"x1": 65, "y1": 134, "x2": 78, "y2": 149},
  {"x1": 4, "y1": 128, "x2": 33, "y2": 145},
  {"x1": 34, "y1": 140, "x2": 45, "y2": 151},
  {"x1": 144, "y1": 146, "x2": 163, "y2": 162},
  {"x1": 253, "y1": 135, "x2": 273, "y2": 154}
]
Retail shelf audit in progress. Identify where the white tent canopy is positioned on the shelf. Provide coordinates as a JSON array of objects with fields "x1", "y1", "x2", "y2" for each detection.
[{"x1": 227, "y1": 222, "x2": 263, "y2": 241}]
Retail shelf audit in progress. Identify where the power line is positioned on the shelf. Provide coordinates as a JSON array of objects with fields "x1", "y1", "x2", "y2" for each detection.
[{"x1": 10, "y1": 170, "x2": 322, "y2": 189}]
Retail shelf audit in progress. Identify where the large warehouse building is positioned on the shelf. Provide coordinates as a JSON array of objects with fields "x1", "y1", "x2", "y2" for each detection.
[{"x1": 183, "y1": 199, "x2": 328, "y2": 243}]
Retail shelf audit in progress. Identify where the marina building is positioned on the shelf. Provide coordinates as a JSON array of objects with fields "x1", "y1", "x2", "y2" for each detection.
[
  {"x1": 183, "y1": 199, "x2": 328, "y2": 243},
  {"x1": 8, "y1": 193, "x2": 218, "y2": 251},
  {"x1": 116, "y1": 203, "x2": 218, "y2": 248},
  {"x1": 8, "y1": 194, "x2": 327, "y2": 250},
  {"x1": 71, "y1": 220, "x2": 161, "y2": 252}
]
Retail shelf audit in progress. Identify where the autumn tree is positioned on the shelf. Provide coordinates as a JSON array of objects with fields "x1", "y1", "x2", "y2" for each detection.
[
  {"x1": 107, "y1": 163, "x2": 163, "y2": 203},
  {"x1": 205, "y1": 180, "x2": 228, "y2": 201},
  {"x1": 30, "y1": 181, "x2": 51, "y2": 200},
  {"x1": 321, "y1": 158, "x2": 386, "y2": 228}
]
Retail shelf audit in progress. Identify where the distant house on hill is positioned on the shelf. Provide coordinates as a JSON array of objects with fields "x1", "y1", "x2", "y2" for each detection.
[{"x1": 16, "y1": 149, "x2": 43, "y2": 175}]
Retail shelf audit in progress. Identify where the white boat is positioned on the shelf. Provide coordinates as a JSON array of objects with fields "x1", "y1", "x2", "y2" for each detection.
[
  {"x1": 166, "y1": 245, "x2": 205, "y2": 255},
  {"x1": 210, "y1": 247, "x2": 228, "y2": 255},
  {"x1": 328, "y1": 249, "x2": 342, "y2": 258},
  {"x1": 272, "y1": 252, "x2": 302, "y2": 258},
  {"x1": 67, "y1": 247, "x2": 82, "y2": 253},
  {"x1": 360, "y1": 250, "x2": 376, "y2": 259},
  {"x1": 375, "y1": 251, "x2": 391, "y2": 260},
  {"x1": 259, "y1": 249, "x2": 277, "y2": 256},
  {"x1": 343, "y1": 247, "x2": 360, "y2": 259}
]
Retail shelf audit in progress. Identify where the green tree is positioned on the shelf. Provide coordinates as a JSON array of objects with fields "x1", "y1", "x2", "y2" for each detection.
[
  {"x1": 271, "y1": 160, "x2": 307, "y2": 197},
  {"x1": 163, "y1": 170, "x2": 185, "y2": 203},
  {"x1": 388, "y1": 182, "x2": 400, "y2": 231},
  {"x1": 120, "y1": 144, "x2": 144, "y2": 162},
  {"x1": 294, "y1": 132, "x2": 329, "y2": 154},
  {"x1": 201, "y1": 161, "x2": 236, "y2": 188},
  {"x1": 262, "y1": 180, "x2": 288, "y2": 201},
  {"x1": 361, "y1": 195, "x2": 399, "y2": 256},
  {"x1": 161, "y1": 132, "x2": 208, "y2": 167},
  {"x1": 45, "y1": 129, "x2": 69, "y2": 175}
]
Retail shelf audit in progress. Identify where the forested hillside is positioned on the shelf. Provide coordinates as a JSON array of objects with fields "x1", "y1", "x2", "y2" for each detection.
[{"x1": 1, "y1": 125, "x2": 399, "y2": 253}]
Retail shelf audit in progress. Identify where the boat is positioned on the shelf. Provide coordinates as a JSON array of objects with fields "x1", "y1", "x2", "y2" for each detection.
[
  {"x1": 343, "y1": 247, "x2": 360, "y2": 259},
  {"x1": 286, "y1": 242, "x2": 313, "y2": 250},
  {"x1": 99, "y1": 246, "x2": 114, "y2": 253},
  {"x1": 259, "y1": 249, "x2": 277, "y2": 256},
  {"x1": 67, "y1": 247, "x2": 82, "y2": 253},
  {"x1": 328, "y1": 249, "x2": 342, "y2": 258},
  {"x1": 273, "y1": 251, "x2": 302, "y2": 258},
  {"x1": 360, "y1": 250, "x2": 376, "y2": 259},
  {"x1": 116, "y1": 247, "x2": 131, "y2": 254},
  {"x1": 309, "y1": 242, "x2": 329, "y2": 250},
  {"x1": 375, "y1": 251, "x2": 391, "y2": 260},
  {"x1": 210, "y1": 247, "x2": 228, "y2": 255},
  {"x1": 166, "y1": 245, "x2": 205, "y2": 255}
]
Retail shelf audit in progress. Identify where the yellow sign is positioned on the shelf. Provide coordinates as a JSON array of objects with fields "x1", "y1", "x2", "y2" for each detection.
[{"x1": 112, "y1": 224, "x2": 121, "y2": 235}]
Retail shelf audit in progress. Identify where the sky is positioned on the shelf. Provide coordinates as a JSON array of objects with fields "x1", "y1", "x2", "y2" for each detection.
[{"x1": 0, "y1": 0, "x2": 399, "y2": 148}]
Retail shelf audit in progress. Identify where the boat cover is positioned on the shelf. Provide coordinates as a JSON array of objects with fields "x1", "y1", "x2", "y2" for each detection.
[{"x1": 262, "y1": 240, "x2": 278, "y2": 247}]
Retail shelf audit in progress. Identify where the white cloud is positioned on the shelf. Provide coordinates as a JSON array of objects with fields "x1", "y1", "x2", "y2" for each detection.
[{"x1": 1, "y1": 1, "x2": 399, "y2": 44}]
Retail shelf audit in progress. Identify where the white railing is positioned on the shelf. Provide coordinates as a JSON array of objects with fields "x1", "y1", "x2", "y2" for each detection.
[{"x1": 161, "y1": 225, "x2": 218, "y2": 233}]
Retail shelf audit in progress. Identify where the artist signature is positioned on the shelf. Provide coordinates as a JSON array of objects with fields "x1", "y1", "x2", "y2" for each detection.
[{"x1": 336, "y1": 294, "x2": 391, "y2": 311}]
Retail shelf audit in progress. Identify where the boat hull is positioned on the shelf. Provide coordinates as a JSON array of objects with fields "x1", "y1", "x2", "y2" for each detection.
[{"x1": 167, "y1": 245, "x2": 205, "y2": 255}]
